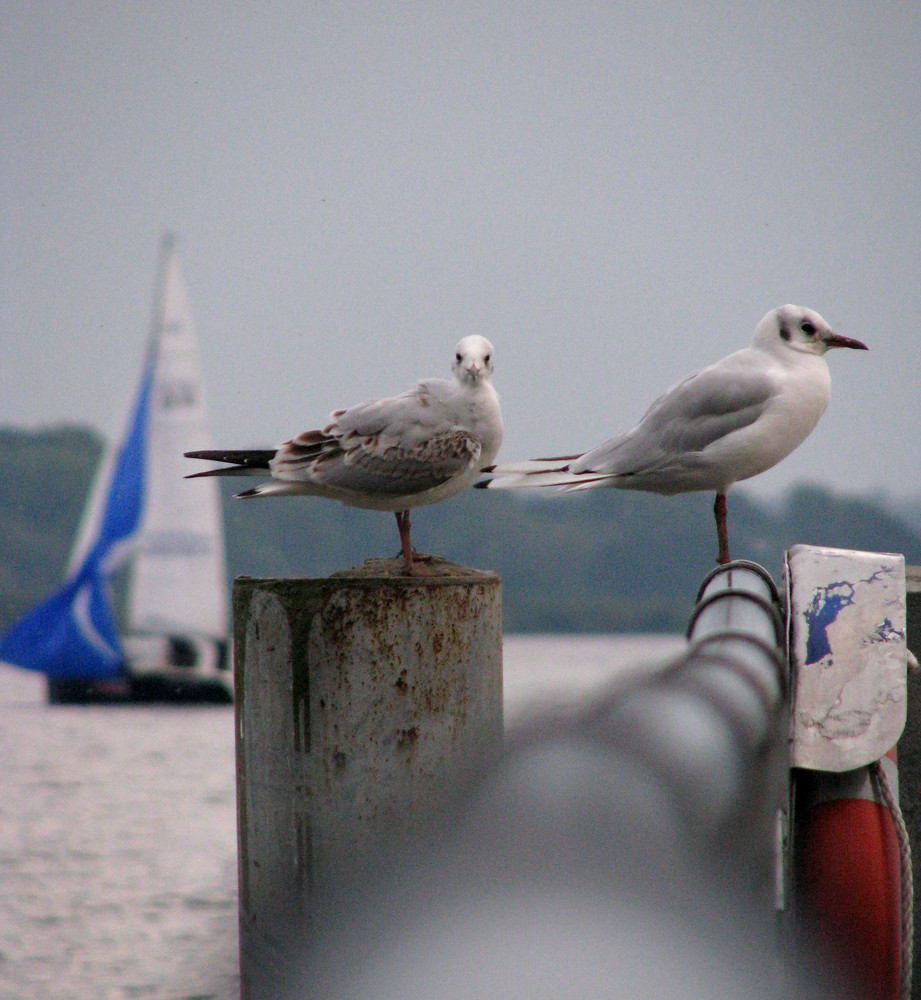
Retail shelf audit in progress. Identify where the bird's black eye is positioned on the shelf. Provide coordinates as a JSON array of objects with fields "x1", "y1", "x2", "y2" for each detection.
[
  {"x1": 456, "y1": 352, "x2": 463, "y2": 362},
  {"x1": 801, "y1": 321, "x2": 817, "y2": 336},
  {"x1": 484, "y1": 354, "x2": 491, "y2": 365}
]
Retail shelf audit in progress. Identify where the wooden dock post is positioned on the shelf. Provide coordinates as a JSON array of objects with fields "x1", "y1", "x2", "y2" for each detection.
[{"x1": 232, "y1": 559, "x2": 502, "y2": 999}]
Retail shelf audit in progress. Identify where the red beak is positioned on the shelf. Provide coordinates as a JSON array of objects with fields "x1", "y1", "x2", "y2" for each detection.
[{"x1": 824, "y1": 332, "x2": 869, "y2": 351}]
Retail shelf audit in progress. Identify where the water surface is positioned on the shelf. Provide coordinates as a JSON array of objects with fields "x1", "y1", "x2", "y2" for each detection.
[{"x1": 0, "y1": 633, "x2": 683, "y2": 999}]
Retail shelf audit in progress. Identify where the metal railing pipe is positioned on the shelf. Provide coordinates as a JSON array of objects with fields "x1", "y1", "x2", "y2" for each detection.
[
  {"x1": 289, "y1": 560, "x2": 838, "y2": 1000},
  {"x1": 582, "y1": 559, "x2": 787, "y2": 850}
]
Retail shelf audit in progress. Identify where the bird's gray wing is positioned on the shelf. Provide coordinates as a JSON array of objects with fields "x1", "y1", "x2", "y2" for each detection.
[
  {"x1": 328, "y1": 380, "x2": 449, "y2": 440},
  {"x1": 271, "y1": 426, "x2": 481, "y2": 496},
  {"x1": 575, "y1": 366, "x2": 776, "y2": 476}
]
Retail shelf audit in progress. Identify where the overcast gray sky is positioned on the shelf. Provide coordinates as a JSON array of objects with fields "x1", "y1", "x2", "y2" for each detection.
[{"x1": 3, "y1": 2, "x2": 919, "y2": 500}]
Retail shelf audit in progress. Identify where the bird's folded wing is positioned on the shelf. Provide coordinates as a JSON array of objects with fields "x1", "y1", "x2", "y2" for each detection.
[
  {"x1": 272, "y1": 427, "x2": 481, "y2": 496},
  {"x1": 327, "y1": 383, "x2": 445, "y2": 439},
  {"x1": 576, "y1": 367, "x2": 776, "y2": 475}
]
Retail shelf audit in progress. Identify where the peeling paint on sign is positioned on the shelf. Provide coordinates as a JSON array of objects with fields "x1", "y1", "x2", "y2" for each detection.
[{"x1": 787, "y1": 545, "x2": 907, "y2": 771}]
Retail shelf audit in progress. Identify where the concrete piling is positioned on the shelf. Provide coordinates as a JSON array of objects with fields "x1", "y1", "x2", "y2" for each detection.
[{"x1": 232, "y1": 559, "x2": 502, "y2": 998}]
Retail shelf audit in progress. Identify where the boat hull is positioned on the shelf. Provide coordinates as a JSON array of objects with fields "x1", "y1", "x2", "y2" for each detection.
[
  {"x1": 47, "y1": 634, "x2": 232, "y2": 704},
  {"x1": 47, "y1": 671, "x2": 232, "y2": 705}
]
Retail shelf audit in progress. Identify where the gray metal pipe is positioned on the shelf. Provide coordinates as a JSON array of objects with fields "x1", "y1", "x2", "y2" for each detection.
[
  {"x1": 578, "y1": 558, "x2": 787, "y2": 850},
  {"x1": 283, "y1": 561, "x2": 841, "y2": 1000}
]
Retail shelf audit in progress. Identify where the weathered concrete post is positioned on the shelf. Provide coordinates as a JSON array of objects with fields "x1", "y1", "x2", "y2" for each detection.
[{"x1": 232, "y1": 558, "x2": 502, "y2": 999}]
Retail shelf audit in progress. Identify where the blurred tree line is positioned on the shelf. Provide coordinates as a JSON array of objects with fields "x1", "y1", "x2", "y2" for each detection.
[{"x1": 2, "y1": 424, "x2": 920, "y2": 635}]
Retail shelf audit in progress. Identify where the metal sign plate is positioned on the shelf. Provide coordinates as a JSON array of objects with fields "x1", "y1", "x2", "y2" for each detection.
[{"x1": 787, "y1": 544, "x2": 907, "y2": 771}]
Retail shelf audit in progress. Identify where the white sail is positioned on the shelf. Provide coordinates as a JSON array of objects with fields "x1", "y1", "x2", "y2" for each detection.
[{"x1": 127, "y1": 235, "x2": 229, "y2": 641}]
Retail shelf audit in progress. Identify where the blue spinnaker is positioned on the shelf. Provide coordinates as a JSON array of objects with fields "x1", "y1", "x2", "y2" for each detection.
[{"x1": 0, "y1": 347, "x2": 154, "y2": 678}]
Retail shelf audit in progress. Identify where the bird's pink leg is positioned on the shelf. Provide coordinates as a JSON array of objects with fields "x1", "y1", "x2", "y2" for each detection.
[
  {"x1": 714, "y1": 491, "x2": 730, "y2": 564},
  {"x1": 395, "y1": 510, "x2": 414, "y2": 572}
]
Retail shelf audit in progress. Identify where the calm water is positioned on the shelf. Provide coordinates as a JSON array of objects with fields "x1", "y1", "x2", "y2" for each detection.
[{"x1": 0, "y1": 634, "x2": 684, "y2": 1000}]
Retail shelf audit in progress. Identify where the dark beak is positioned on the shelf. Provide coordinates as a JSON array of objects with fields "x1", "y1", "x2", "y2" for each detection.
[{"x1": 824, "y1": 331, "x2": 869, "y2": 351}]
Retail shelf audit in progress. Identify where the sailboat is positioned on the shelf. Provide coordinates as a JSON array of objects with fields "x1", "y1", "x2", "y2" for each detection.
[{"x1": 0, "y1": 235, "x2": 231, "y2": 703}]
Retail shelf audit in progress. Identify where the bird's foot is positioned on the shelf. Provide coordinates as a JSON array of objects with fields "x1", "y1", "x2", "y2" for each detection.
[
  {"x1": 399, "y1": 559, "x2": 437, "y2": 577},
  {"x1": 393, "y1": 548, "x2": 433, "y2": 561}
]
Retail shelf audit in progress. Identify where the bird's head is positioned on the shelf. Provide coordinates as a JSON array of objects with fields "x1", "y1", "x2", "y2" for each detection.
[
  {"x1": 452, "y1": 335, "x2": 495, "y2": 384},
  {"x1": 756, "y1": 304, "x2": 868, "y2": 357}
]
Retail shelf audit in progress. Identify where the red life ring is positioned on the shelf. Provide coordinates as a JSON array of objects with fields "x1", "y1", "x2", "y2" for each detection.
[{"x1": 795, "y1": 748, "x2": 904, "y2": 1000}]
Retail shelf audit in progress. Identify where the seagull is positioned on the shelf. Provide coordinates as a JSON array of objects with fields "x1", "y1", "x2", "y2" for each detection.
[
  {"x1": 186, "y1": 335, "x2": 502, "y2": 574},
  {"x1": 477, "y1": 305, "x2": 867, "y2": 564}
]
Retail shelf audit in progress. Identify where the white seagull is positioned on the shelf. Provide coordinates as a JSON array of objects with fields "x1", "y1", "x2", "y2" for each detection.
[
  {"x1": 186, "y1": 335, "x2": 502, "y2": 574},
  {"x1": 477, "y1": 305, "x2": 867, "y2": 564}
]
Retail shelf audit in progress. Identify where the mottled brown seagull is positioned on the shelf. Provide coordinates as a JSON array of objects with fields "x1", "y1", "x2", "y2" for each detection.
[{"x1": 187, "y1": 335, "x2": 502, "y2": 573}]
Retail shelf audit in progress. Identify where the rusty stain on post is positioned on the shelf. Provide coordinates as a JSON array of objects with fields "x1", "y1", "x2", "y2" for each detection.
[{"x1": 233, "y1": 558, "x2": 503, "y2": 999}]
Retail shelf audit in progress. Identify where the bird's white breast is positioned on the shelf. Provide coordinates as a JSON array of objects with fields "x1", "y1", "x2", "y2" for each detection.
[
  {"x1": 466, "y1": 384, "x2": 503, "y2": 466},
  {"x1": 709, "y1": 352, "x2": 831, "y2": 486}
]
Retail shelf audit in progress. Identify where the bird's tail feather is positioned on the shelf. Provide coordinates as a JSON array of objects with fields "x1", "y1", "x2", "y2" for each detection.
[
  {"x1": 184, "y1": 449, "x2": 274, "y2": 479},
  {"x1": 235, "y1": 481, "x2": 303, "y2": 499},
  {"x1": 476, "y1": 455, "x2": 593, "y2": 490}
]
